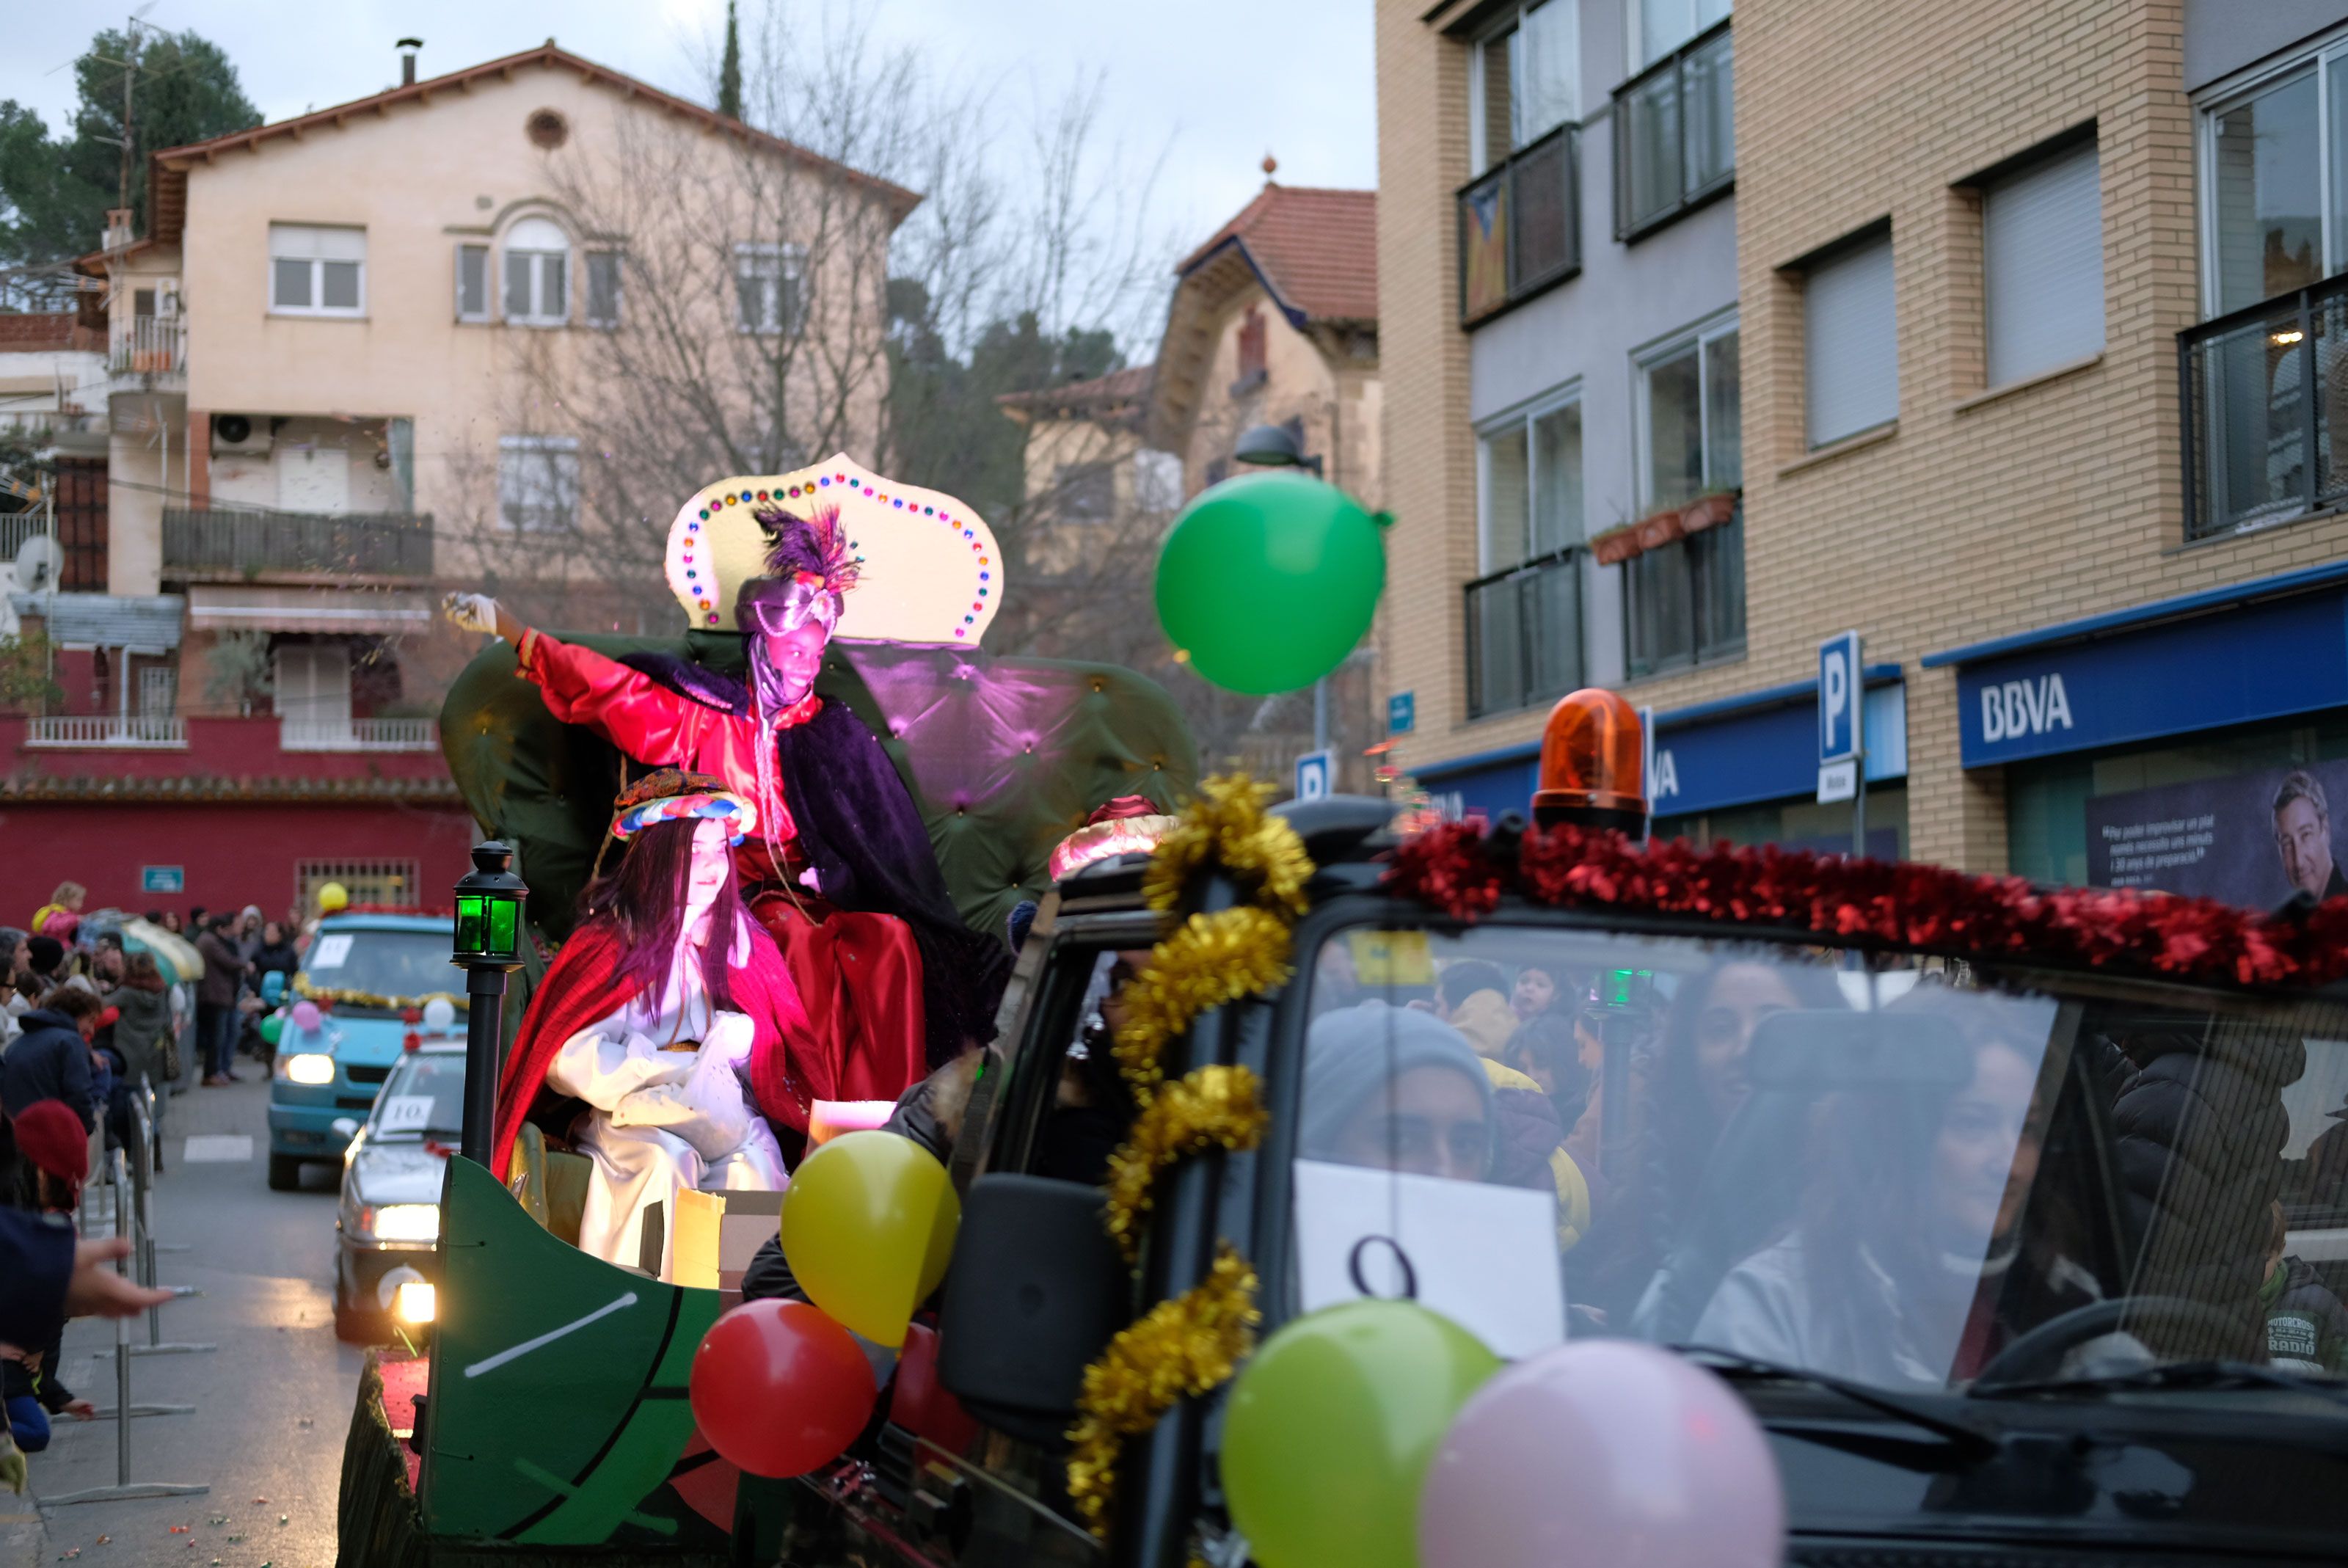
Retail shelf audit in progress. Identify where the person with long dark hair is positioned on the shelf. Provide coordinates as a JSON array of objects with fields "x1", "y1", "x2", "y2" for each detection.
[{"x1": 492, "y1": 770, "x2": 819, "y2": 1277}]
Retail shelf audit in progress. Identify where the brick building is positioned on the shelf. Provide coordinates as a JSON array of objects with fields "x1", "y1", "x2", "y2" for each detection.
[{"x1": 1379, "y1": 0, "x2": 2348, "y2": 904}]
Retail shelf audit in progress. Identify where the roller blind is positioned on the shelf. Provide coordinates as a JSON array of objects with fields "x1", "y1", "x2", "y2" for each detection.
[
  {"x1": 1805, "y1": 231, "x2": 1898, "y2": 448},
  {"x1": 268, "y1": 223, "x2": 366, "y2": 261},
  {"x1": 1984, "y1": 140, "x2": 2104, "y2": 387}
]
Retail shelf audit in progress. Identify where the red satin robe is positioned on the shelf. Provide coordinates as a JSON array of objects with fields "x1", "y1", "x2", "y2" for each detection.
[{"x1": 516, "y1": 630, "x2": 929, "y2": 1109}]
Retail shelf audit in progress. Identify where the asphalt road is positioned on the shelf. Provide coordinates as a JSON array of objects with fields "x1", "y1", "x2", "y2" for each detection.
[{"x1": 15, "y1": 1072, "x2": 366, "y2": 1568}]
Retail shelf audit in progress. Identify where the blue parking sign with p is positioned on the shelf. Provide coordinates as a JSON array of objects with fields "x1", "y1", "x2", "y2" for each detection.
[{"x1": 1818, "y1": 631, "x2": 1863, "y2": 765}]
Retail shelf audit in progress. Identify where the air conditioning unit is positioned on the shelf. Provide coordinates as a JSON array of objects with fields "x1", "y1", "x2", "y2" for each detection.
[{"x1": 211, "y1": 412, "x2": 272, "y2": 459}]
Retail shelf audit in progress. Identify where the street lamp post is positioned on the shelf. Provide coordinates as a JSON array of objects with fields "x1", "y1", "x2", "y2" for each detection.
[
  {"x1": 1233, "y1": 423, "x2": 1333, "y2": 751},
  {"x1": 451, "y1": 841, "x2": 528, "y2": 1170}
]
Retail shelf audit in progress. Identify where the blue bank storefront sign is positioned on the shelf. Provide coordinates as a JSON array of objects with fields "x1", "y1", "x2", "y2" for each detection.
[
  {"x1": 1417, "y1": 671, "x2": 1907, "y2": 823},
  {"x1": 1936, "y1": 575, "x2": 2348, "y2": 768}
]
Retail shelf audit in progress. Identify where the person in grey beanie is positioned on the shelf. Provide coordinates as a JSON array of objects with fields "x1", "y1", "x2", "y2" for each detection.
[{"x1": 1301, "y1": 1003, "x2": 1495, "y2": 1182}]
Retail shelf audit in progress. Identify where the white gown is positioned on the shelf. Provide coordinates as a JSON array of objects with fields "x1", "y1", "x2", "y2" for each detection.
[{"x1": 544, "y1": 916, "x2": 788, "y2": 1278}]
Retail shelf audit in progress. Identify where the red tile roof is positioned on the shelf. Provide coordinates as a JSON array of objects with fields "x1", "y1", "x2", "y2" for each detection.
[
  {"x1": 104, "y1": 43, "x2": 919, "y2": 258},
  {"x1": 1176, "y1": 184, "x2": 1377, "y2": 323},
  {"x1": 996, "y1": 363, "x2": 1156, "y2": 420}
]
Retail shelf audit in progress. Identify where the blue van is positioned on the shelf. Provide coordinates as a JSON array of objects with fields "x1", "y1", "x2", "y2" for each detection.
[{"x1": 266, "y1": 913, "x2": 461, "y2": 1189}]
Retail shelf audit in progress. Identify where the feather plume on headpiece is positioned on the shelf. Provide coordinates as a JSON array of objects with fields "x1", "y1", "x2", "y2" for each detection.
[{"x1": 759, "y1": 504, "x2": 861, "y2": 597}]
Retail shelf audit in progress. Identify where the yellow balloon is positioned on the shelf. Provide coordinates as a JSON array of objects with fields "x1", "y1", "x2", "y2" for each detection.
[
  {"x1": 780, "y1": 1131, "x2": 960, "y2": 1348},
  {"x1": 318, "y1": 881, "x2": 350, "y2": 914}
]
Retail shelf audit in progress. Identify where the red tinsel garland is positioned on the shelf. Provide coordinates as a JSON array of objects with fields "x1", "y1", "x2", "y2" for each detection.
[{"x1": 1382, "y1": 820, "x2": 2348, "y2": 991}]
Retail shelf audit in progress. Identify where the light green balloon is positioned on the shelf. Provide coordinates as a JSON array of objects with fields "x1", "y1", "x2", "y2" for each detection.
[
  {"x1": 1221, "y1": 1300, "x2": 1499, "y2": 1568},
  {"x1": 259, "y1": 1014, "x2": 283, "y2": 1047},
  {"x1": 1154, "y1": 472, "x2": 1388, "y2": 695}
]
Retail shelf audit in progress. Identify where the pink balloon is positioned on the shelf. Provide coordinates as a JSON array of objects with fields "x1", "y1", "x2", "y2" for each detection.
[
  {"x1": 291, "y1": 1000, "x2": 324, "y2": 1032},
  {"x1": 1418, "y1": 1341, "x2": 1783, "y2": 1568}
]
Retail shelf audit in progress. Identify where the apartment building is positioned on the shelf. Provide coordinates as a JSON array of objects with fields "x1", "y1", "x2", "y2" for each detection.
[
  {"x1": 4, "y1": 40, "x2": 909, "y2": 916},
  {"x1": 1382, "y1": 0, "x2": 2348, "y2": 904}
]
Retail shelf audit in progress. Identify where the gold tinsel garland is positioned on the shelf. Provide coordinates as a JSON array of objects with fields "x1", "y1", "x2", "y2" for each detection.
[
  {"x1": 1102, "y1": 1065, "x2": 1271, "y2": 1261},
  {"x1": 1109, "y1": 907, "x2": 1294, "y2": 1101},
  {"x1": 1066, "y1": 776, "x2": 1314, "y2": 1540},
  {"x1": 1065, "y1": 1244, "x2": 1262, "y2": 1539},
  {"x1": 1142, "y1": 775, "x2": 1313, "y2": 922},
  {"x1": 292, "y1": 971, "x2": 470, "y2": 1014}
]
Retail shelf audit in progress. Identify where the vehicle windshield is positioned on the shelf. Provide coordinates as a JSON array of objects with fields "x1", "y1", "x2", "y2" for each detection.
[
  {"x1": 368, "y1": 1052, "x2": 466, "y2": 1140},
  {"x1": 299, "y1": 927, "x2": 454, "y2": 1007},
  {"x1": 1296, "y1": 922, "x2": 2348, "y2": 1396}
]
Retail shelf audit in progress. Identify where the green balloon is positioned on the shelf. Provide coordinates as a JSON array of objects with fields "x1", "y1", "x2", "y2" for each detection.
[
  {"x1": 260, "y1": 1014, "x2": 284, "y2": 1047},
  {"x1": 1155, "y1": 472, "x2": 1387, "y2": 695},
  {"x1": 1221, "y1": 1299, "x2": 1498, "y2": 1568}
]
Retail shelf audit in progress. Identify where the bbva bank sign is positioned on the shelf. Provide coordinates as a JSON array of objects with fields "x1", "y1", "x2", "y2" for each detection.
[{"x1": 1979, "y1": 674, "x2": 2074, "y2": 745}]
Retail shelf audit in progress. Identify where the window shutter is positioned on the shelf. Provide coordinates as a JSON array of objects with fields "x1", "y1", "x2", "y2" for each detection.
[
  {"x1": 1805, "y1": 232, "x2": 1899, "y2": 448},
  {"x1": 1984, "y1": 140, "x2": 2104, "y2": 387}
]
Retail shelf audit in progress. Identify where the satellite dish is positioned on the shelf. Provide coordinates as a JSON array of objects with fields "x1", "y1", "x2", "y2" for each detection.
[{"x1": 12, "y1": 535, "x2": 65, "y2": 594}]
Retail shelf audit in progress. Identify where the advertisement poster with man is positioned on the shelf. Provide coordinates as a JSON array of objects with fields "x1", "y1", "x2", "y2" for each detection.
[{"x1": 2085, "y1": 759, "x2": 2348, "y2": 908}]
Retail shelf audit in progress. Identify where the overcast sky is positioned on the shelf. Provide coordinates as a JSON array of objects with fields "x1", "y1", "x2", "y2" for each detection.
[{"x1": 4, "y1": 0, "x2": 1378, "y2": 288}]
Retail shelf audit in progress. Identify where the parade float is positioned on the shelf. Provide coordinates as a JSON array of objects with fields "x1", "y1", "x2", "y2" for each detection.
[{"x1": 341, "y1": 461, "x2": 2348, "y2": 1568}]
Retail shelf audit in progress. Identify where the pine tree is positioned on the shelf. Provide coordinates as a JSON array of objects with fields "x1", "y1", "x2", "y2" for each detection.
[{"x1": 717, "y1": 2, "x2": 744, "y2": 121}]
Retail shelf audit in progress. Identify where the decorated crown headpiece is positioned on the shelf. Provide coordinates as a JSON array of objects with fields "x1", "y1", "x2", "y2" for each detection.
[
  {"x1": 608, "y1": 767, "x2": 759, "y2": 845},
  {"x1": 664, "y1": 453, "x2": 1002, "y2": 644}
]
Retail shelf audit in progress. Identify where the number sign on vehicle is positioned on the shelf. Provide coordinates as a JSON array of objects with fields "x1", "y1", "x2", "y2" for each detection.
[
  {"x1": 310, "y1": 933, "x2": 354, "y2": 970},
  {"x1": 378, "y1": 1095, "x2": 435, "y2": 1134}
]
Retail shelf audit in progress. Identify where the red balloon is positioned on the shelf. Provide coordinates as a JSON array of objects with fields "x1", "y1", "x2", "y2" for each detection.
[{"x1": 689, "y1": 1299, "x2": 877, "y2": 1478}]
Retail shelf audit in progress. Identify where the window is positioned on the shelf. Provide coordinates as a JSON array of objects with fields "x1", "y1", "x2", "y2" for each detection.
[
  {"x1": 274, "y1": 643, "x2": 352, "y2": 734},
  {"x1": 269, "y1": 224, "x2": 365, "y2": 317},
  {"x1": 1983, "y1": 138, "x2": 2104, "y2": 387},
  {"x1": 139, "y1": 664, "x2": 175, "y2": 720},
  {"x1": 503, "y1": 216, "x2": 570, "y2": 326},
  {"x1": 456, "y1": 243, "x2": 490, "y2": 322},
  {"x1": 1133, "y1": 450, "x2": 1184, "y2": 513},
  {"x1": 1804, "y1": 230, "x2": 1898, "y2": 448},
  {"x1": 2204, "y1": 61, "x2": 2330, "y2": 315},
  {"x1": 1054, "y1": 462, "x2": 1115, "y2": 523},
  {"x1": 736, "y1": 243, "x2": 804, "y2": 335},
  {"x1": 1614, "y1": 15, "x2": 1733, "y2": 239},
  {"x1": 1635, "y1": 0, "x2": 1731, "y2": 70},
  {"x1": 585, "y1": 251, "x2": 623, "y2": 329},
  {"x1": 1470, "y1": 1, "x2": 1579, "y2": 175},
  {"x1": 1629, "y1": 318, "x2": 1743, "y2": 677},
  {"x1": 498, "y1": 434, "x2": 580, "y2": 533},
  {"x1": 1636, "y1": 317, "x2": 1740, "y2": 511},
  {"x1": 296, "y1": 859, "x2": 417, "y2": 916},
  {"x1": 1235, "y1": 307, "x2": 1268, "y2": 391},
  {"x1": 1468, "y1": 393, "x2": 1584, "y2": 717}
]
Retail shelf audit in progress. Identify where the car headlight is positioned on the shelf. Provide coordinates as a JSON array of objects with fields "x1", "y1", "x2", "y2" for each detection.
[
  {"x1": 367, "y1": 1203, "x2": 441, "y2": 1243},
  {"x1": 394, "y1": 1280, "x2": 437, "y2": 1324},
  {"x1": 279, "y1": 1052, "x2": 335, "y2": 1086}
]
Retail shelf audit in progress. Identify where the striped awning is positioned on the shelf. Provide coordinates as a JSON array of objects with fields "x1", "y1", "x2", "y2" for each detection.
[
  {"x1": 186, "y1": 584, "x2": 433, "y2": 635},
  {"x1": 8, "y1": 591, "x2": 184, "y2": 652}
]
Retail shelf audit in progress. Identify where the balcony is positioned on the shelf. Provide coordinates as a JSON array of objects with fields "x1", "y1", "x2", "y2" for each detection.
[
  {"x1": 26, "y1": 715, "x2": 187, "y2": 750},
  {"x1": 280, "y1": 717, "x2": 437, "y2": 753},
  {"x1": 162, "y1": 509, "x2": 435, "y2": 580},
  {"x1": 1465, "y1": 548, "x2": 1583, "y2": 720},
  {"x1": 108, "y1": 316, "x2": 186, "y2": 379},
  {"x1": 1458, "y1": 124, "x2": 1581, "y2": 326},
  {"x1": 1614, "y1": 18, "x2": 1735, "y2": 242},
  {"x1": 2179, "y1": 274, "x2": 2348, "y2": 541},
  {"x1": 1626, "y1": 504, "x2": 1746, "y2": 678}
]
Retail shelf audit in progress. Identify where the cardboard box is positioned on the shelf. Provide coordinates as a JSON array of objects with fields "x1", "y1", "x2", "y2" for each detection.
[{"x1": 672, "y1": 1186, "x2": 785, "y2": 1291}]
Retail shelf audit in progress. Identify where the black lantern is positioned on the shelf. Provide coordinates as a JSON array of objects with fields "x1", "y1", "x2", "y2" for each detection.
[
  {"x1": 453, "y1": 842, "x2": 528, "y2": 966},
  {"x1": 1232, "y1": 421, "x2": 1324, "y2": 477},
  {"x1": 451, "y1": 842, "x2": 528, "y2": 1168}
]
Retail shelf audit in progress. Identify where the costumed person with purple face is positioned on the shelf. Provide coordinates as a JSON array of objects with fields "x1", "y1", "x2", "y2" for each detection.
[{"x1": 445, "y1": 504, "x2": 1009, "y2": 1109}]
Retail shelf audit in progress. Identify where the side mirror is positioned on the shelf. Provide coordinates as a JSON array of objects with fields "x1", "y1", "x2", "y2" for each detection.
[
  {"x1": 332, "y1": 1117, "x2": 360, "y2": 1141},
  {"x1": 935, "y1": 1175, "x2": 1129, "y2": 1448}
]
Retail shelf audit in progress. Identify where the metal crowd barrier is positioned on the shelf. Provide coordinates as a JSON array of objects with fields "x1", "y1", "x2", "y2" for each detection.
[{"x1": 45, "y1": 1087, "x2": 210, "y2": 1506}]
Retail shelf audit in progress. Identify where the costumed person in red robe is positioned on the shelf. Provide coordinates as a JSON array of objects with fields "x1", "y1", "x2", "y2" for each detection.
[
  {"x1": 492, "y1": 768, "x2": 817, "y2": 1277},
  {"x1": 444, "y1": 506, "x2": 1010, "y2": 1097}
]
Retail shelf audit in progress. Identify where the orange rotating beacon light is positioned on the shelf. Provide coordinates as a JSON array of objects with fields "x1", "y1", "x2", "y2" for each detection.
[{"x1": 1531, "y1": 688, "x2": 1649, "y2": 836}]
